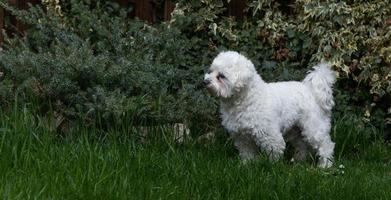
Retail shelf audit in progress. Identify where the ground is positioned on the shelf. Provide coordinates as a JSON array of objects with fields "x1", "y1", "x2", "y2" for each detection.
[{"x1": 0, "y1": 106, "x2": 390, "y2": 199}]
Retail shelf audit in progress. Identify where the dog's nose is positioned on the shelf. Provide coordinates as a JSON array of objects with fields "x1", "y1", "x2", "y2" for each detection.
[{"x1": 203, "y1": 79, "x2": 211, "y2": 86}]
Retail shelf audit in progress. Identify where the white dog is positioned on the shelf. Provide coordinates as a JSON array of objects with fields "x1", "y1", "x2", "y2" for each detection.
[{"x1": 204, "y1": 51, "x2": 336, "y2": 168}]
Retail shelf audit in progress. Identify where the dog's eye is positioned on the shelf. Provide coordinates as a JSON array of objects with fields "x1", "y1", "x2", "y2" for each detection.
[
  {"x1": 207, "y1": 69, "x2": 212, "y2": 74},
  {"x1": 217, "y1": 73, "x2": 225, "y2": 79}
]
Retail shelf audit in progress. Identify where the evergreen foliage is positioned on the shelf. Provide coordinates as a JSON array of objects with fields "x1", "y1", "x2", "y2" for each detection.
[
  {"x1": 0, "y1": 0, "x2": 389, "y2": 133},
  {"x1": 0, "y1": 0, "x2": 217, "y2": 129}
]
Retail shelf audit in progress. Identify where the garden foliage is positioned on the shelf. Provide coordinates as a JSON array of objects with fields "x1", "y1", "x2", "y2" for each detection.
[
  {"x1": 0, "y1": 0, "x2": 390, "y2": 133},
  {"x1": 169, "y1": 0, "x2": 391, "y2": 126},
  {"x1": 0, "y1": 0, "x2": 217, "y2": 129}
]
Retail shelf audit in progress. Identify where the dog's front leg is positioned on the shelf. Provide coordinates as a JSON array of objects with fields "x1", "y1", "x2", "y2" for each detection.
[
  {"x1": 254, "y1": 129, "x2": 286, "y2": 161},
  {"x1": 233, "y1": 134, "x2": 259, "y2": 162}
]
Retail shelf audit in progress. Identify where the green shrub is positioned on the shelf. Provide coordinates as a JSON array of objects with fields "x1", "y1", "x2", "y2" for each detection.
[
  {"x1": 0, "y1": 0, "x2": 217, "y2": 130},
  {"x1": 0, "y1": 0, "x2": 389, "y2": 134},
  {"x1": 169, "y1": 0, "x2": 390, "y2": 125}
]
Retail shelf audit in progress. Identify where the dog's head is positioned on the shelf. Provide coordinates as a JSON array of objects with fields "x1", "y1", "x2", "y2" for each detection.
[{"x1": 204, "y1": 51, "x2": 256, "y2": 98}]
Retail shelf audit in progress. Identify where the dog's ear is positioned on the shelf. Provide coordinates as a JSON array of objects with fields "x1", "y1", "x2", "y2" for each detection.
[{"x1": 234, "y1": 58, "x2": 255, "y2": 89}]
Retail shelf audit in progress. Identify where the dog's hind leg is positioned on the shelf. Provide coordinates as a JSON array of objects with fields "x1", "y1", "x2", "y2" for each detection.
[
  {"x1": 291, "y1": 136, "x2": 312, "y2": 161},
  {"x1": 233, "y1": 134, "x2": 259, "y2": 162},
  {"x1": 285, "y1": 127, "x2": 312, "y2": 161},
  {"x1": 300, "y1": 116, "x2": 335, "y2": 168}
]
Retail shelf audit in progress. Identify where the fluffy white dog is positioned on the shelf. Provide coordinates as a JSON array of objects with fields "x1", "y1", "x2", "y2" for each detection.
[{"x1": 204, "y1": 51, "x2": 336, "y2": 168}]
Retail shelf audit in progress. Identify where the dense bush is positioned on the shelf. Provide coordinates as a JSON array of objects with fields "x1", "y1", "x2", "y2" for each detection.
[
  {"x1": 0, "y1": 0, "x2": 390, "y2": 134},
  {"x1": 169, "y1": 0, "x2": 391, "y2": 124},
  {"x1": 0, "y1": 0, "x2": 217, "y2": 130}
]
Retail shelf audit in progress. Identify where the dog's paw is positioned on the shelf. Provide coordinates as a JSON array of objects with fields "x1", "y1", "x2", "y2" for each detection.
[{"x1": 318, "y1": 157, "x2": 333, "y2": 168}]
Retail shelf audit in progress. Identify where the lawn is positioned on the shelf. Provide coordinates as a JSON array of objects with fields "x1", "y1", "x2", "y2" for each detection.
[{"x1": 0, "y1": 105, "x2": 390, "y2": 200}]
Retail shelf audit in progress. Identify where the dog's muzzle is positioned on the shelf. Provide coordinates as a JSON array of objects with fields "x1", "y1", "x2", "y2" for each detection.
[
  {"x1": 203, "y1": 79, "x2": 211, "y2": 86},
  {"x1": 203, "y1": 77, "x2": 215, "y2": 94}
]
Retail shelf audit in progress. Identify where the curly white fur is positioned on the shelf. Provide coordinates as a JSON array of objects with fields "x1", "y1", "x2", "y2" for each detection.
[{"x1": 204, "y1": 51, "x2": 336, "y2": 168}]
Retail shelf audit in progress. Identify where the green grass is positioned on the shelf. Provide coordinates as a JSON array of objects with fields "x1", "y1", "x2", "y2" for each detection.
[{"x1": 0, "y1": 105, "x2": 390, "y2": 199}]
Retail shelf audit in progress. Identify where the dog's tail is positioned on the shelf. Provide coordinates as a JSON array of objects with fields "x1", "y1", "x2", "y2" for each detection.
[{"x1": 303, "y1": 62, "x2": 336, "y2": 114}]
